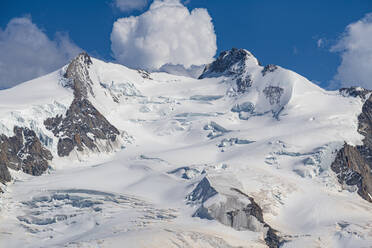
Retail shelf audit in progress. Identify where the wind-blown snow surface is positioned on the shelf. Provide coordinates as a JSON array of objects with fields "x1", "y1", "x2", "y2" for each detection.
[{"x1": 1, "y1": 55, "x2": 372, "y2": 248}]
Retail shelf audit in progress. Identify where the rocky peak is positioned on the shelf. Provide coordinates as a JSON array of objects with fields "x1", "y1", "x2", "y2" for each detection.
[
  {"x1": 199, "y1": 48, "x2": 260, "y2": 93},
  {"x1": 199, "y1": 48, "x2": 259, "y2": 79},
  {"x1": 45, "y1": 52, "x2": 122, "y2": 157},
  {"x1": 64, "y1": 52, "x2": 94, "y2": 99}
]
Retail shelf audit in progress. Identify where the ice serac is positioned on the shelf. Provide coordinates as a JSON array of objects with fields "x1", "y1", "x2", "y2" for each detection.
[
  {"x1": 0, "y1": 126, "x2": 53, "y2": 183},
  {"x1": 188, "y1": 177, "x2": 282, "y2": 248},
  {"x1": 44, "y1": 52, "x2": 120, "y2": 157},
  {"x1": 332, "y1": 89, "x2": 372, "y2": 202},
  {"x1": 199, "y1": 48, "x2": 260, "y2": 93}
]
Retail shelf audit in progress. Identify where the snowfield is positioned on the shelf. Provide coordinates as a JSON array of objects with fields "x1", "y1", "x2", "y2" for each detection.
[{"x1": 1, "y1": 52, "x2": 372, "y2": 248}]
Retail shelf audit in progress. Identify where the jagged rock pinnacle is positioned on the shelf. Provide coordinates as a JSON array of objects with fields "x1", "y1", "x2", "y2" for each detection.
[
  {"x1": 199, "y1": 48, "x2": 260, "y2": 93},
  {"x1": 199, "y1": 48, "x2": 259, "y2": 79},
  {"x1": 64, "y1": 52, "x2": 94, "y2": 99}
]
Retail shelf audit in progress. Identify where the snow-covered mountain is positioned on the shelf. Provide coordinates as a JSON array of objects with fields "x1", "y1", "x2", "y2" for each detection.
[{"x1": 0, "y1": 49, "x2": 372, "y2": 248}]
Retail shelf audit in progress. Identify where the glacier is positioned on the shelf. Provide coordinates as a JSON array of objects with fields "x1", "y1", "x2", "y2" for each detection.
[{"x1": 0, "y1": 49, "x2": 371, "y2": 248}]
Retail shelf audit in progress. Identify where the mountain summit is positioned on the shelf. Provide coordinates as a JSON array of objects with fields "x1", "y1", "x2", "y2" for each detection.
[
  {"x1": 45, "y1": 52, "x2": 121, "y2": 157},
  {"x1": 200, "y1": 48, "x2": 261, "y2": 93},
  {"x1": 199, "y1": 48, "x2": 260, "y2": 78}
]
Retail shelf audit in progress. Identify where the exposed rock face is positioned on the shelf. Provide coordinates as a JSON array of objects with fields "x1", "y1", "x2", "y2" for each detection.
[
  {"x1": 188, "y1": 177, "x2": 282, "y2": 248},
  {"x1": 188, "y1": 177, "x2": 218, "y2": 203},
  {"x1": 63, "y1": 51, "x2": 94, "y2": 99},
  {"x1": 236, "y1": 74, "x2": 253, "y2": 93},
  {"x1": 339, "y1": 87, "x2": 371, "y2": 100},
  {"x1": 137, "y1": 69, "x2": 152, "y2": 80},
  {"x1": 331, "y1": 144, "x2": 372, "y2": 202},
  {"x1": 218, "y1": 138, "x2": 254, "y2": 148},
  {"x1": 0, "y1": 163, "x2": 11, "y2": 184},
  {"x1": 45, "y1": 52, "x2": 121, "y2": 157},
  {"x1": 332, "y1": 93, "x2": 372, "y2": 202},
  {"x1": 0, "y1": 126, "x2": 53, "y2": 183},
  {"x1": 199, "y1": 48, "x2": 255, "y2": 77},
  {"x1": 263, "y1": 86, "x2": 284, "y2": 105},
  {"x1": 45, "y1": 98, "x2": 120, "y2": 157},
  {"x1": 358, "y1": 95, "x2": 372, "y2": 149},
  {"x1": 231, "y1": 102, "x2": 255, "y2": 113},
  {"x1": 261, "y1": 64, "x2": 278, "y2": 76},
  {"x1": 199, "y1": 48, "x2": 258, "y2": 93}
]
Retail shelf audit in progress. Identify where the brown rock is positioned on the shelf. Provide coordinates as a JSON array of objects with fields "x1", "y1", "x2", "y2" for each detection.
[
  {"x1": 0, "y1": 127, "x2": 53, "y2": 183},
  {"x1": 45, "y1": 94, "x2": 119, "y2": 157},
  {"x1": 332, "y1": 94, "x2": 372, "y2": 203}
]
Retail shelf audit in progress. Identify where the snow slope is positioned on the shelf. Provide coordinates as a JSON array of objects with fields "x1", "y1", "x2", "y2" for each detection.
[
  {"x1": 0, "y1": 51, "x2": 371, "y2": 248},
  {"x1": 0, "y1": 70, "x2": 73, "y2": 154}
]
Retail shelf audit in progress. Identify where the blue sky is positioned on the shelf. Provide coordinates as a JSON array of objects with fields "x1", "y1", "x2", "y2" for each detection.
[{"x1": 1, "y1": 0, "x2": 372, "y2": 89}]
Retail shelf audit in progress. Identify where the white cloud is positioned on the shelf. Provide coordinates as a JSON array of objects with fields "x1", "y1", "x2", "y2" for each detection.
[
  {"x1": 331, "y1": 13, "x2": 372, "y2": 89},
  {"x1": 110, "y1": 0, "x2": 217, "y2": 70},
  {"x1": 0, "y1": 17, "x2": 81, "y2": 89},
  {"x1": 317, "y1": 38, "x2": 324, "y2": 48},
  {"x1": 114, "y1": 0, "x2": 148, "y2": 12}
]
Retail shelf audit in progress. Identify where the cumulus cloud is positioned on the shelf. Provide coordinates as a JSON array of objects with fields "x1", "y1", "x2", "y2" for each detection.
[
  {"x1": 0, "y1": 17, "x2": 81, "y2": 89},
  {"x1": 331, "y1": 13, "x2": 372, "y2": 89},
  {"x1": 114, "y1": 0, "x2": 148, "y2": 12},
  {"x1": 110, "y1": 0, "x2": 217, "y2": 70}
]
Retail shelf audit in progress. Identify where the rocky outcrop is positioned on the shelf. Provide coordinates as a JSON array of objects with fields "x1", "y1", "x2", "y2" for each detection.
[
  {"x1": 203, "y1": 121, "x2": 231, "y2": 139},
  {"x1": 0, "y1": 163, "x2": 11, "y2": 184},
  {"x1": 218, "y1": 138, "x2": 254, "y2": 148},
  {"x1": 44, "y1": 98, "x2": 120, "y2": 157},
  {"x1": 331, "y1": 93, "x2": 372, "y2": 202},
  {"x1": 263, "y1": 86, "x2": 284, "y2": 105},
  {"x1": 0, "y1": 126, "x2": 53, "y2": 183},
  {"x1": 45, "y1": 52, "x2": 121, "y2": 157},
  {"x1": 231, "y1": 101, "x2": 255, "y2": 120},
  {"x1": 199, "y1": 48, "x2": 255, "y2": 78},
  {"x1": 137, "y1": 69, "x2": 152, "y2": 80},
  {"x1": 188, "y1": 177, "x2": 283, "y2": 248},
  {"x1": 261, "y1": 64, "x2": 278, "y2": 76},
  {"x1": 331, "y1": 144, "x2": 372, "y2": 202},
  {"x1": 199, "y1": 48, "x2": 258, "y2": 93},
  {"x1": 188, "y1": 177, "x2": 218, "y2": 204},
  {"x1": 63, "y1": 51, "x2": 94, "y2": 99},
  {"x1": 339, "y1": 87, "x2": 371, "y2": 100}
]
